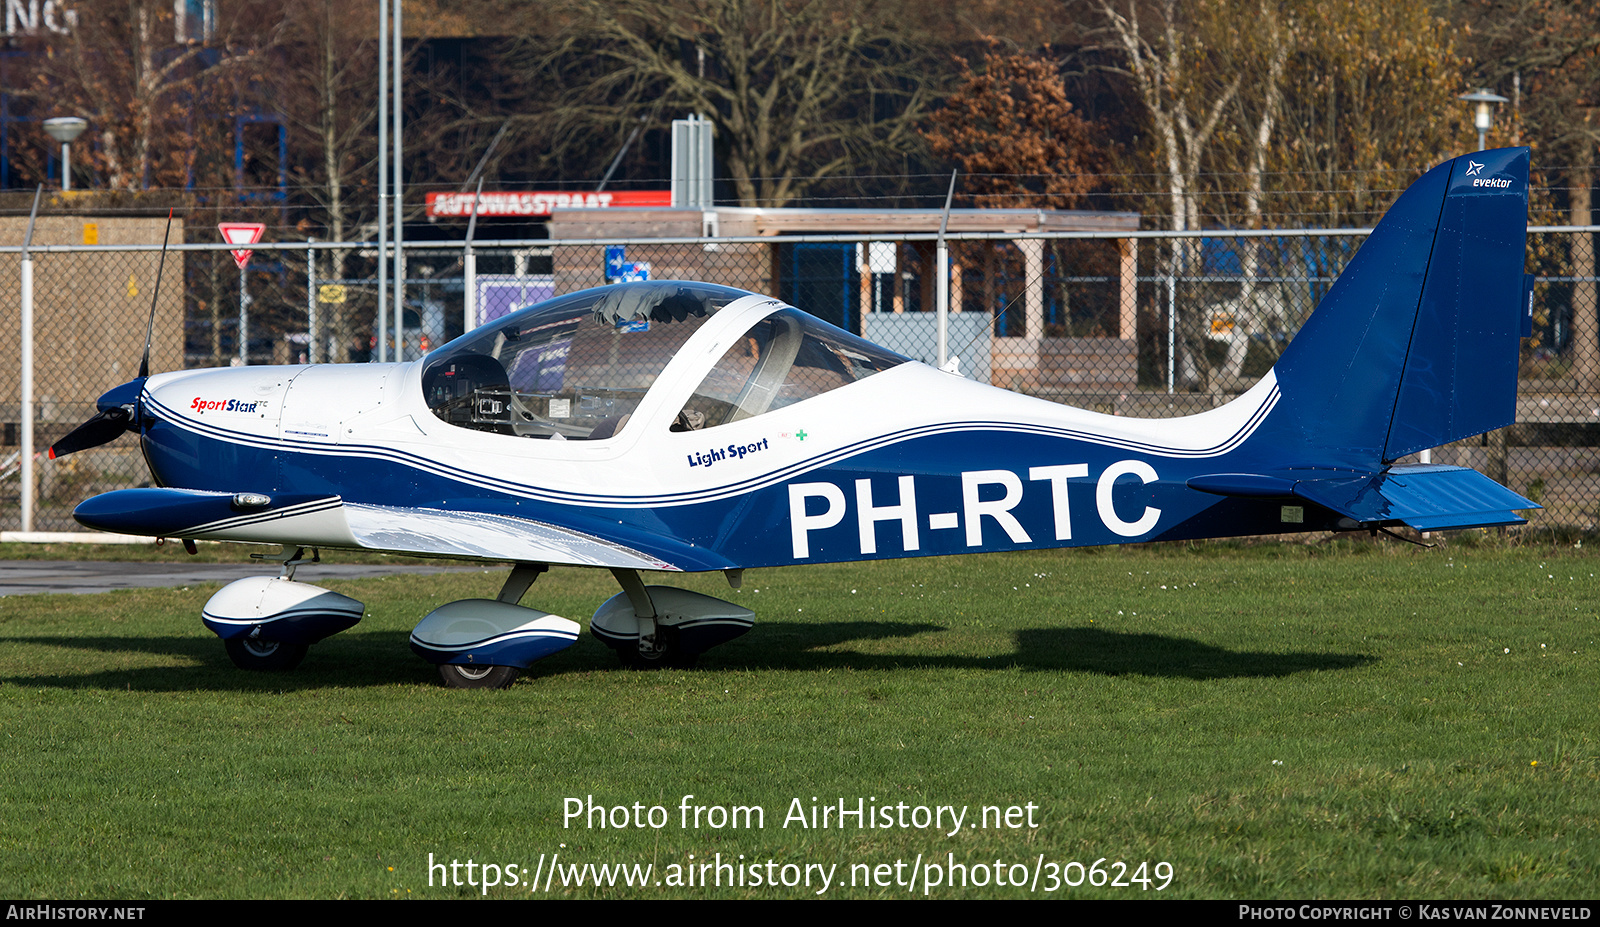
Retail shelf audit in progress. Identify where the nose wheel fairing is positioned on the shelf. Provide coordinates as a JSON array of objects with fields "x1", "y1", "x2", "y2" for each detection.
[{"x1": 200, "y1": 576, "x2": 365, "y2": 648}]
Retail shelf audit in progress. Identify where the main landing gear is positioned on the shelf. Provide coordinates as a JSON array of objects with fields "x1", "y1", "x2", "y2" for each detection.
[
  {"x1": 590, "y1": 569, "x2": 754, "y2": 670},
  {"x1": 203, "y1": 551, "x2": 756, "y2": 689},
  {"x1": 409, "y1": 563, "x2": 579, "y2": 690},
  {"x1": 411, "y1": 565, "x2": 755, "y2": 688}
]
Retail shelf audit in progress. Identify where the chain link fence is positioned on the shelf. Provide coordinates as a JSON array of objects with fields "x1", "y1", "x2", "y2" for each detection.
[{"x1": 3, "y1": 225, "x2": 1597, "y2": 533}]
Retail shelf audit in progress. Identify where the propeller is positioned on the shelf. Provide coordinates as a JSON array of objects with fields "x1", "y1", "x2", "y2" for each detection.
[
  {"x1": 48, "y1": 407, "x2": 134, "y2": 460},
  {"x1": 47, "y1": 209, "x2": 175, "y2": 460}
]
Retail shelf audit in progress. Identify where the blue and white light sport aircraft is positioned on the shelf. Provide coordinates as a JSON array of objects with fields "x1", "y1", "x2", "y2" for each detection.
[{"x1": 54, "y1": 148, "x2": 1538, "y2": 688}]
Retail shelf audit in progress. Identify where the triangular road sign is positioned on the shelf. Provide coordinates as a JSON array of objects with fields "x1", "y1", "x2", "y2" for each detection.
[{"x1": 218, "y1": 222, "x2": 266, "y2": 269}]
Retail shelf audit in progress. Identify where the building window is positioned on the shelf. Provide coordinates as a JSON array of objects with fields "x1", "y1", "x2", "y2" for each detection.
[{"x1": 175, "y1": 0, "x2": 213, "y2": 42}]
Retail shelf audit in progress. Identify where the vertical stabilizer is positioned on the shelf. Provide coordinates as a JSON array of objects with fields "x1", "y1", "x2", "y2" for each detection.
[
  {"x1": 1264, "y1": 148, "x2": 1528, "y2": 469},
  {"x1": 1383, "y1": 148, "x2": 1529, "y2": 460}
]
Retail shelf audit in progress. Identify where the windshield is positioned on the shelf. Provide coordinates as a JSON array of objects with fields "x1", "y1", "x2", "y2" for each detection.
[
  {"x1": 421, "y1": 282, "x2": 755, "y2": 439},
  {"x1": 677, "y1": 308, "x2": 908, "y2": 430}
]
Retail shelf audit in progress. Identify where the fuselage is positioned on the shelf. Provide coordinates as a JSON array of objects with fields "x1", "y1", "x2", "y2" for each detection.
[{"x1": 132, "y1": 289, "x2": 1325, "y2": 572}]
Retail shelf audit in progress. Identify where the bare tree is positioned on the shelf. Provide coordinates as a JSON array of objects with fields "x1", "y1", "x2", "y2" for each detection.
[
  {"x1": 271, "y1": 0, "x2": 385, "y2": 361},
  {"x1": 19, "y1": 0, "x2": 283, "y2": 190},
  {"x1": 1092, "y1": 0, "x2": 1463, "y2": 389},
  {"x1": 517, "y1": 0, "x2": 938, "y2": 206},
  {"x1": 1213, "y1": 0, "x2": 1292, "y2": 385},
  {"x1": 1093, "y1": 0, "x2": 1460, "y2": 230},
  {"x1": 1463, "y1": 0, "x2": 1600, "y2": 387},
  {"x1": 1091, "y1": 0, "x2": 1248, "y2": 389},
  {"x1": 1091, "y1": 0, "x2": 1242, "y2": 236},
  {"x1": 1274, "y1": 2, "x2": 1465, "y2": 228}
]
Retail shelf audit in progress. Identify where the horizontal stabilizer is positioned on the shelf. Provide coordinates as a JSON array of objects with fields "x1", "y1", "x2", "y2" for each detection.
[{"x1": 1292, "y1": 465, "x2": 1537, "y2": 531}]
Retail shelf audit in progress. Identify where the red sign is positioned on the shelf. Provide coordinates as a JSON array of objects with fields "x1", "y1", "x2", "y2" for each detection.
[
  {"x1": 425, "y1": 190, "x2": 673, "y2": 219},
  {"x1": 217, "y1": 222, "x2": 266, "y2": 269}
]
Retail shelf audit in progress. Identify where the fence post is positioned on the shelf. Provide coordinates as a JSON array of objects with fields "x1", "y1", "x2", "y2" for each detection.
[
  {"x1": 1119, "y1": 239, "x2": 1137, "y2": 340},
  {"x1": 1486, "y1": 430, "x2": 1507, "y2": 486},
  {"x1": 1166, "y1": 272, "x2": 1176, "y2": 394},
  {"x1": 238, "y1": 266, "x2": 250, "y2": 366},
  {"x1": 1019, "y1": 238, "x2": 1045, "y2": 339},
  {"x1": 1570, "y1": 165, "x2": 1596, "y2": 389},
  {"x1": 19, "y1": 185, "x2": 42, "y2": 532},
  {"x1": 20, "y1": 254, "x2": 32, "y2": 532},
  {"x1": 377, "y1": 0, "x2": 389, "y2": 364},
  {"x1": 391, "y1": 0, "x2": 405, "y2": 363},
  {"x1": 463, "y1": 177, "x2": 483, "y2": 334},
  {"x1": 307, "y1": 240, "x2": 319, "y2": 364},
  {"x1": 464, "y1": 246, "x2": 477, "y2": 332}
]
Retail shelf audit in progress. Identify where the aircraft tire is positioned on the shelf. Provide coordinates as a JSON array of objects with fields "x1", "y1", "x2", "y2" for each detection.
[
  {"x1": 619, "y1": 630, "x2": 698, "y2": 670},
  {"x1": 437, "y1": 663, "x2": 520, "y2": 690},
  {"x1": 224, "y1": 637, "x2": 309, "y2": 672}
]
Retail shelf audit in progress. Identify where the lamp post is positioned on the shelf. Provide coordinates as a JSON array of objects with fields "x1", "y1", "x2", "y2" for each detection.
[
  {"x1": 43, "y1": 117, "x2": 87, "y2": 191},
  {"x1": 1459, "y1": 89, "x2": 1509, "y2": 152}
]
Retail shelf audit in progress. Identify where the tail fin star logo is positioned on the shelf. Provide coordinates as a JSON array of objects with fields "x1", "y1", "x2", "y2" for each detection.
[{"x1": 1466, "y1": 158, "x2": 1512, "y2": 188}]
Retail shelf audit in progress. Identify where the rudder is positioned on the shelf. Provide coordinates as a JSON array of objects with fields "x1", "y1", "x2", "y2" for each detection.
[
  {"x1": 1265, "y1": 147, "x2": 1529, "y2": 469},
  {"x1": 1383, "y1": 147, "x2": 1529, "y2": 460}
]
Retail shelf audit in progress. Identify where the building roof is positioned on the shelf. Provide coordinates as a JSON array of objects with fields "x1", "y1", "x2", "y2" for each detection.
[{"x1": 549, "y1": 206, "x2": 1140, "y2": 239}]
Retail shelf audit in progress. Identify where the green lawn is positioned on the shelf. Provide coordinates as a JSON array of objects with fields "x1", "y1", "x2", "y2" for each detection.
[{"x1": 1, "y1": 539, "x2": 1595, "y2": 898}]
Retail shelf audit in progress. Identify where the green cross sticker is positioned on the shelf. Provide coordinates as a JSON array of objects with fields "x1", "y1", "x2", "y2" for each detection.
[{"x1": 795, "y1": 429, "x2": 808, "y2": 441}]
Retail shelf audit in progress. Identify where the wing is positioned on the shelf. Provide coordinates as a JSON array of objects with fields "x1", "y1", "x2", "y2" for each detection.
[{"x1": 72, "y1": 488, "x2": 685, "y2": 572}]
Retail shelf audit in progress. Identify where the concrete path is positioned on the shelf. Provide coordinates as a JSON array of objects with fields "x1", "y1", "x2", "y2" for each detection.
[{"x1": 0, "y1": 560, "x2": 486, "y2": 596}]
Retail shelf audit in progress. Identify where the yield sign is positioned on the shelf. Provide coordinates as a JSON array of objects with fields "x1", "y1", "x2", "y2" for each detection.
[{"x1": 218, "y1": 222, "x2": 266, "y2": 269}]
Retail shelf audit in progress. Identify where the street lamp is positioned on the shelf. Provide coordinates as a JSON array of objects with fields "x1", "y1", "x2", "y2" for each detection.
[
  {"x1": 1458, "y1": 89, "x2": 1509, "y2": 151},
  {"x1": 43, "y1": 116, "x2": 87, "y2": 191}
]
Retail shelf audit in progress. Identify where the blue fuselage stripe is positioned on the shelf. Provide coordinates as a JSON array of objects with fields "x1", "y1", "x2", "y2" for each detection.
[{"x1": 141, "y1": 409, "x2": 1329, "y2": 570}]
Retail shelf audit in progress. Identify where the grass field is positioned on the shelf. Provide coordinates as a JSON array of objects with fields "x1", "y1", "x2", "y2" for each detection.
[{"x1": 0, "y1": 538, "x2": 1595, "y2": 899}]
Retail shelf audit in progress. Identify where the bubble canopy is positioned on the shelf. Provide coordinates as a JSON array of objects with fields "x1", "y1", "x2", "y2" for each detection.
[{"x1": 420, "y1": 281, "x2": 907, "y2": 441}]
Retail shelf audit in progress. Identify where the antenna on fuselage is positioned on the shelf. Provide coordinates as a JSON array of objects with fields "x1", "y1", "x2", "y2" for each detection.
[{"x1": 138, "y1": 208, "x2": 176, "y2": 380}]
